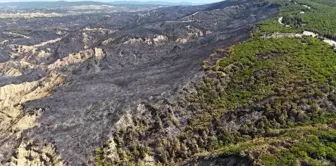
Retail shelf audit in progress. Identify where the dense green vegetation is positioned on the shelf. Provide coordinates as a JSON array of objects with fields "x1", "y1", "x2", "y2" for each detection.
[
  {"x1": 187, "y1": 37, "x2": 336, "y2": 165},
  {"x1": 261, "y1": 0, "x2": 336, "y2": 40},
  {"x1": 206, "y1": 125, "x2": 336, "y2": 166},
  {"x1": 95, "y1": 0, "x2": 336, "y2": 165}
]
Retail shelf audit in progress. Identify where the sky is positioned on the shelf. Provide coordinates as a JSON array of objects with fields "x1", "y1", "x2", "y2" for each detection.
[{"x1": 0, "y1": 0, "x2": 222, "y2": 4}]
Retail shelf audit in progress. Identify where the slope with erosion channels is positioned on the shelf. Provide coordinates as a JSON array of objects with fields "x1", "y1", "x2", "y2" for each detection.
[
  {"x1": 95, "y1": 0, "x2": 336, "y2": 165},
  {"x1": 0, "y1": 0, "x2": 278, "y2": 165}
]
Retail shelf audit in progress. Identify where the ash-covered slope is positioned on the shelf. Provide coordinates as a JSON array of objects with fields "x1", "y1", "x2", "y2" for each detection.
[{"x1": 0, "y1": 0, "x2": 278, "y2": 165}]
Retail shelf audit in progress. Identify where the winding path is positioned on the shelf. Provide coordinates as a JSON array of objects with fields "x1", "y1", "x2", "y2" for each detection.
[{"x1": 277, "y1": 15, "x2": 336, "y2": 48}]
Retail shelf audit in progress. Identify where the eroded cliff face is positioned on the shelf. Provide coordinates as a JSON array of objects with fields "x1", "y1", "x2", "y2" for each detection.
[
  {"x1": 0, "y1": 0, "x2": 278, "y2": 165},
  {"x1": 0, "y1": 72, "x2": 64, "y2": 165}
]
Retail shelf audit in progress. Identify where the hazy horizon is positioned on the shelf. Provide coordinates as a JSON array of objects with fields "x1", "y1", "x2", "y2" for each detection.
[{"x1": 0, "y1": 0, "x2": 222, "y2": 5}]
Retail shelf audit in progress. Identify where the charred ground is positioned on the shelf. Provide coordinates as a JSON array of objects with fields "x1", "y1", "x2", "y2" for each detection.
[{"x1": 0, "y1": 0, "x2": 278, "y2": 165}]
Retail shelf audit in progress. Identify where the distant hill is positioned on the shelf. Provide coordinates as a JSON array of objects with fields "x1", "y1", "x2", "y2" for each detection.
[
  {"x1": 0, "y1": 1, "x2": 193, "y2": 9},
  {"x1": 111, "y1": 1, "x2": 193, "y2": 6},
  {"x1": 0, "y1": 1, "x2": 114, "y2": 9}
]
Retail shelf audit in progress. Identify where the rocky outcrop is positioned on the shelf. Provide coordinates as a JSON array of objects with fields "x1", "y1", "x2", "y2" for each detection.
[
  {"x1": 123, "y1": 35, "x2": 168, "y2": 45},
  {"x1": 10, "y1": 141, "x2": 65, "y2": 166},
  {"x1": 48, "y1": 48, "x2": 105, "y2": 70}
]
